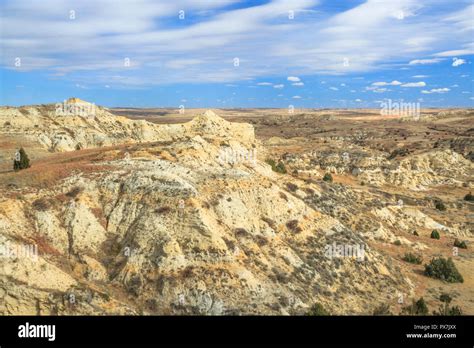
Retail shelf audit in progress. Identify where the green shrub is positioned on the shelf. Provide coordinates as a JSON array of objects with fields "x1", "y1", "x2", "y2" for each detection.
[
  {"x1": 463, "y1": 192, "x2": 474, "y2": 202},
  {"x1": 430, "y1": 230, "x2": 440, "y2": 239},
  {"x1": 433, "y1": 294, "x2": 463, "y2": 316},
  {"x1": 265, "y1": 158, "x2": 287, "y2": 174},
  {"x1": 434, "y1": 200, "x2": 446, "y2": 211},
  {"x1": 322, "y1": 173, "x2": 333, "y2": 182},
  {"x1": 13, "y1": 147, "x2": 31, "y2": 172},
  {"x1": 413, "y1": 230, "x2": 419, "y2": 236},
  {"x1": 402, "y1": 253, "x2": 423, "y2": 265},
  {"x1": 424, "y1": 257, "x2": 463, "y2": 283},
  {"x1": 401, "y1": 297, "x2": 429, "y2": 315},
  {"x1": 453, "y1": 239, "x2": 467, "y2": 249},
  {"x1": 393, "y1": 240, "x2": 402, "y2": 246},
  {"x1": 306, "y1": 303, "x2": 330, "y2": 316}
]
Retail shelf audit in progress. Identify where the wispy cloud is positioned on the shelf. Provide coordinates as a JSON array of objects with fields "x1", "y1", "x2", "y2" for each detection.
[
  {"x1": 1, "y1": 0, "x2": 473, "y2": 91},
  {"x1": 372, "y1": 80, "x2": 402, "y2": 86},
  {"x1": 422, "y1": 88, "x2": 450, "y2": 94},
  {"x1": 401, "y1": 81, "x2": 426, "y2": 87},
  {"x1": 287, "y1": 76, "x2": 301, "y2": 82},
  {"x1": 409, "y1": 58, "x2": 442, "y2": 65}
]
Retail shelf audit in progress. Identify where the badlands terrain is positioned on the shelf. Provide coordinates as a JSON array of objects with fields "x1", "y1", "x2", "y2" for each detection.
[{"x1": 0, "y1": 99, "x2": 472, "y2": 315}]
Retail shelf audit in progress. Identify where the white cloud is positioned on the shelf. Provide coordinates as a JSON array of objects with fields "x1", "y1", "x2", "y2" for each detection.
[
  {"x1": 287, "y1": 76, "x2": 301, "y2": 82},
  {"x1": 372, "y1": 80, "x2": 402, "y2": 86},
  {"x1": 257, "y1": 82, "x2": 273, "y2": 86},
  {"x1": 329, "y1": 87, "x2": 339, "y2": 91},
  {"x1": 412, "y1": 75, "x2": 428, "y2": 78},
  {"x1": 401, "y1": 81, "x2": 426, "y2": 87},
  {"x1": 435, "y1": 48, "x2": 474, "y2": 57},
  {"x1": 273, "y1": 84, "x2": 284, "y2": 89},
  {"x1": 409, "y1": 58, "x2": 442, "y2": 65},
  {"x1": 292, "y1": 95, "x2": 302, "y2": 99},
  {"x1": 355, "y1": 98, "x2": 362, "y2": 102},
  {"x1": 421, "y1": 88, "x2": 450, "y2": 94},
  {"x1": 452, "y1": 57, "x2": 466, "y2": 67},
  {"x1": 1, "y1": 0, "x2": 473, "y2": 88},
  {"x1": 292, "y1": 82, "x2": 304, "y2": 86}
]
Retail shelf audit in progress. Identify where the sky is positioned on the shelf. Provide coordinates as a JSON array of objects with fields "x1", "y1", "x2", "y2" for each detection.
[{"x1": 0, "y1": 0, "x2": 473, "y2": 108}]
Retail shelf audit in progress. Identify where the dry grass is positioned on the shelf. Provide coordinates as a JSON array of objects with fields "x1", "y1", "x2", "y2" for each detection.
[{"x1": 0, "y1": 147, "x2": 116, "y2": 189}]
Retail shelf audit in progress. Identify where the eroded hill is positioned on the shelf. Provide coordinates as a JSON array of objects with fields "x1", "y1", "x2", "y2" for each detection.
[{"x1": 0, "y1": 104, "x2": 472, "y2": 315}]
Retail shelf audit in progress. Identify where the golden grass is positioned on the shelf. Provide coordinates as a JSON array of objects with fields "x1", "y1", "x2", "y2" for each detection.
[{"x1": 0, "y1": 147, "x2": 118, "y2": 189}]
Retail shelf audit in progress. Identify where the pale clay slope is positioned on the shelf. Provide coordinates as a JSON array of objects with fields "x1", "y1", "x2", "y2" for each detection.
[
  {"x1": 0, "y1": 105, "x2": 418, "y2": 315},
  {"x1": 286, "y1": 146, "x2": 473, "y2": 191},
  {"x1": 0, "y1": 101, "x2": 254, "y2": 151}
]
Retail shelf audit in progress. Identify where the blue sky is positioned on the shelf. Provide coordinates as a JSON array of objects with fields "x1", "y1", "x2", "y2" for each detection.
[{"x1": 0, "y1": 0, "x2": 473, "y2": 108}]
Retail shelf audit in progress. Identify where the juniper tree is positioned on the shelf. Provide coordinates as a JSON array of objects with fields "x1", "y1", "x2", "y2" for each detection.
[{"x1": 13, "y1": 147, "x2": 30, "y2": 171}]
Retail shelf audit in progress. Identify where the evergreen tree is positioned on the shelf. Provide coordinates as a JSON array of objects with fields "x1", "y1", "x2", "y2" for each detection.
[{"x1": 13, "y1": 148, "x2": 30, "y2": 171}]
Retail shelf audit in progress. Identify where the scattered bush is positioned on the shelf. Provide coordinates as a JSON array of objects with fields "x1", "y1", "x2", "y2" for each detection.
[
  {"x1": 393, "y1": 240, "x2": 402, "y2": 246},
  {"x1": 372, "y1": 303, "x2": 392, "y2": 316},
  {"x1": 155, "y1": 206, "x2": 172, "y2": 214},
  {"x1": 255, "y1": 235, "x2": 268, "y2": 247},
  {"x1": 430, "y1": 230, "x2": 440, "y2": 240},
  {"x1": 413, "y1": 230, "x2": 419, "y2": 236},
  {"x1": 234, "y1": 228, "x2": 249, "y2": 237},
  {"x1": 402, "y1": 253, "x2": 423, "y2": 264},
  {"x1": 66, "y1": 186, "x2": 83, "y2": 198},
  {"x1": 13, "y1": 147, "x2": 31, "y2": 172},
  {"x1": 286, "y1": 182, "x2": 298, "y2": 192},
  {"x1": 306, "y1": 303, "x2": 330, "y2": 316},
  {"x1": 453, "y1": 239, "x2": 467, "y2": 249},
  {"x1": 424, "y1": 257, "x2": 463, "y2": 283},
  {"x1": 463, "y1": 192, "x2": 474, "y2": 202},
  {"x1": 265, "y1": 158, "x2": 287, "y2": 174},
  {"x1": 401, "y1": 297, "x2": 429, "y2": 315},
  {"x1": 434, "y1": 200, "x2": 447, "y2": 211},
  {"x1": 32, "y1": 197, "x2": 51, "y2": 211},
  {"x1": 286, "y1": 219, "x2": 302, "y2": 233},
  {"x1": 126, "y1": 274, "x2": 142, "y2": 296},
  {"x1": 322, "y1": 173, "x2": 333, "y2": 182},
  {"x1": 433, "y1": 294, "x2": 463, "y2": 316}
]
